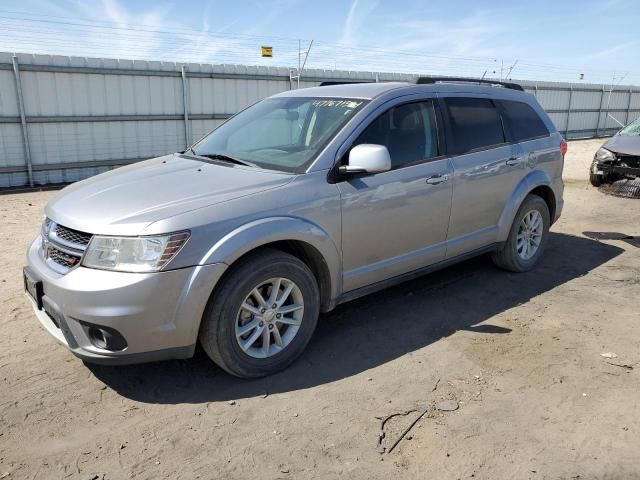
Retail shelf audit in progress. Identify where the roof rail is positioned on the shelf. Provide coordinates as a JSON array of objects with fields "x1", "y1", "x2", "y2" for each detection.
[
  {"x1": 415, "y1": 76, "x2": 524, "y2": 91},
  {"x1": 319, "y1": 81, "x2": 372, "y2": 86}
]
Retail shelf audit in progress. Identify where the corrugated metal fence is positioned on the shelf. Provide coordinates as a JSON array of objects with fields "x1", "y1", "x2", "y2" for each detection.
[{"x1": 1, "y1": 52, "x2": 639, "y2": 188}]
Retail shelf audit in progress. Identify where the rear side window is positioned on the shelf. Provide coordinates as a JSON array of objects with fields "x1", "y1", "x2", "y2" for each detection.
[
  {"x1": 444, "y1": 98, "x2": 506, "y2": 155},
  {"x1": 499, "y1": 100, "x2": 549, "y2": 141}
]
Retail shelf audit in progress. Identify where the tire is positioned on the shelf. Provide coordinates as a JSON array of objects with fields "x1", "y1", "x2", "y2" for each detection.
[
  {"x1": 589, "y1": 159, "x2": 606, "y2": 187},
  {"x1": 199, "y1": 248, "x2": 320, "y2": 378},
  {"x1": 491, "y1": 194, "x2": 550, "y2": 273}
]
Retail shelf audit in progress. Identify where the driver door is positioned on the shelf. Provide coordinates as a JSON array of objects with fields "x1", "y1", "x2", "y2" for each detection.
[{"x1": 338, "y1": 100, "x2": 453, "y2": 292}]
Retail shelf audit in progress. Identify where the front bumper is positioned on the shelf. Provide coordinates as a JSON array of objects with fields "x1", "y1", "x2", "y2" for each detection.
[
  {"x1": 595, "y1": 156, "x2": 640, "y2": 179},
  {"x1": 25, "y1": 236, "x2": 227, "y2": 365},
  {"x1": 600, "y1": 163, "x2": 640, "y2": 178}
]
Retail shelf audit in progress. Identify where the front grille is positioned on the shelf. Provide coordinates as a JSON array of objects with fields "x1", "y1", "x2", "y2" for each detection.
[
  {"x1": 618, "y1": 155, "x2": 640, "y2": 169},
  {"x1": 47, "y1": 245, "x2": 82, "y2": 269},
  {"x1": 43, "y1": 219, "x2": 92, "y2": 273},
  {"x1": 54, "y1": 224, "x2": 92, "y2": 246}
]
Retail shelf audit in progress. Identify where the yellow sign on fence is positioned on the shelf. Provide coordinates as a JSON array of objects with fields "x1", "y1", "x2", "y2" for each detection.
[{"x1": 261, "y1": 46, "x2": 273, "y2": 58}]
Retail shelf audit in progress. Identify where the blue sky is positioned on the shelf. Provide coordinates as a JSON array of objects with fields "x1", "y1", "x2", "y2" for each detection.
[{"x1": 0, "y1": 0, "x2": 638, "y2": 84}]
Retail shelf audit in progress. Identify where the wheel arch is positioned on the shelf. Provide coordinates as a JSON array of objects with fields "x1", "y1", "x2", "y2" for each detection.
[
  {"x1": 528, "y1": 184, "x2": 556, "y2": 224},
  {"x1": 497, "y1": 171, "x2": 557, "y2": 241},
  {"x1": 200, "y1": 217, "x2": 341, "y2": 313}
]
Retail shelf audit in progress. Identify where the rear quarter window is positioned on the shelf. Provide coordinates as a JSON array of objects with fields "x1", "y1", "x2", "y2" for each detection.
[
  {"x1": 444, "y1": 97, "x2": 506, "y2": 155},
  {"x1": 498, "y1": 100, "x2": 550, "y2": 142}
]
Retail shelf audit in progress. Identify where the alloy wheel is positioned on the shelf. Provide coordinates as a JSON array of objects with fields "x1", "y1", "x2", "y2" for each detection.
[
  {"x1": 516, "y1": 210, "x2": 543, "y2": 260},
  {"x1": 234, "y1": 277, "x2": 304, "y2": 359}
]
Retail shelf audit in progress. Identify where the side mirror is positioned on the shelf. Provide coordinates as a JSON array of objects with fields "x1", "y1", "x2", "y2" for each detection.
[{"x1": 339, "y1": 144, "x2": 392, "y2": 175}]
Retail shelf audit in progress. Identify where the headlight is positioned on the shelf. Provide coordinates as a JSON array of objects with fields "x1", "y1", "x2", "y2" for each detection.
[
  {"x1": 41, "y1": 216, "x2": 51, "y2": 235},
  {"x1": 82, "y1": 231, "x2": 190, "y2": 272},
  {"x1": 595, "y1": 147, "x2": 615, "y2": 162}
]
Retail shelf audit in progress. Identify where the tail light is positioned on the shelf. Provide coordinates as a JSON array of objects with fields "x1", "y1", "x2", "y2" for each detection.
[{"x1": 560, "y1": 139, "x2": 568, "y2": 158}]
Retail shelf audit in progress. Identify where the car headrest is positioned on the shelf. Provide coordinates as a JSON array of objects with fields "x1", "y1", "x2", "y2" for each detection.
[{"x1": 392, "y1": 105, "x2": 422, "y2": 130}]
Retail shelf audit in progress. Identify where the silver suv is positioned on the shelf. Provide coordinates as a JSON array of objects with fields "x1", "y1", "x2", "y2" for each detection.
[{"x1": 24, "y1": 79, "x2": 565, "y2": 378}]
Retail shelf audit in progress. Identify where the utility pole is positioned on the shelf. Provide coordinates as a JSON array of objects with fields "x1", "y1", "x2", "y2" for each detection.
[
  {"x1": 505, "y1": 60, "x2": 518, "y2": 80},
  {"x1": 605, "y1": 71, "x2": 629, "y2": 129},
  {"x1": 298, "y1": 40, "x2": 301, "y2": 87},
  {"x1": 290, "y1": 39, "x2": 313, "y2": 89}
]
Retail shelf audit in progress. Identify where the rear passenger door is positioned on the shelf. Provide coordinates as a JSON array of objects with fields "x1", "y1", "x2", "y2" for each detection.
[
  {"x1": 497, "y1": 99, "x2": 555, "y2": 178},
  {"x1": 442, "y1": 96, "x2": 525, "y2": 257}
]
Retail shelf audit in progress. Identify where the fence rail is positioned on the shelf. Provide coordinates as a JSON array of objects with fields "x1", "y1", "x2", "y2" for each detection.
[{"x1": 0, "y1": 52, "x2": 638, "y2": 188}]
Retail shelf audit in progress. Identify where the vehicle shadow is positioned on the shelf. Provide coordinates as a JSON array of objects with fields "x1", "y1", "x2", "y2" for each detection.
[
  {"x1": 583, "y1": 231, "x2": 640, "y2": 248},
  {"x1": 89, "y1": 232, "x2": 624, "y2": 403}
]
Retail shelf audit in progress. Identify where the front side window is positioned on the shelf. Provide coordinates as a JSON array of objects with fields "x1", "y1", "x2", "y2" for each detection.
[
  {"x1": 192, "y1": 97, "x2": 366, "y2": 173},
  {"x1": 445, "y1": 97, "x2": 506, "y2": 155},
  {"x1": 498, "y1": 100, "x2": 549, "y2": 141},
  {"x1": 352, "y1": 101, "x2": 440, "y2": 169}
]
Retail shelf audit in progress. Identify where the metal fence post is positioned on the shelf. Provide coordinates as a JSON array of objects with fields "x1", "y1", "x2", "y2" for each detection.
[
  {"x1": 11, "y1": 55, "x2": 34, "y2": 187},
  {"x1": 181, "y1": 65, "x2": 191, "y2": 149},
  {"x1": 625, "y1": 88, "x2": 633, "y2": 125},
  {"x1": 566, "y1": 85, "x2": 573, "y2": 138},
  {"x1": 594, "y1": 86, "x2": 603, "y2": 137}
]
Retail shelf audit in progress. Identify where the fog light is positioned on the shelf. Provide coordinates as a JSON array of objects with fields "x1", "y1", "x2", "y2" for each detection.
[
  {"x1": 84, "y1": 324, "x2": 127, "y2": 351},
  {"x1": 88, "y1": 327, "x2": 108, "y2": 349}
]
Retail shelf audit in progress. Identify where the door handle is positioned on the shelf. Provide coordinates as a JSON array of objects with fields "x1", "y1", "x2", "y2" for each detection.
[
  {"x1": 506, "y1": 157, "x2": 522, "y2": 167},
  {"x1": 426, "y1": 174, "x2": 449, "y2": 185}
]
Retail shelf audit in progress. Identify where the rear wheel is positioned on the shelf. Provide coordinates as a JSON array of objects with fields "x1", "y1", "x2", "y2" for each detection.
[
  {"x1": 492, "y1": 194, "x2": 550, "y2": 272},
  {"x1": 589, "y1": 159, "x2": 607, "y2": 187},
  {"x1": 199, "y1": 249, "x2": 320, "y2": 378}
]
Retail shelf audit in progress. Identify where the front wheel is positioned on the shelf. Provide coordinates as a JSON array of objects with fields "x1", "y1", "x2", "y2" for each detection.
[
  {"x1": 492, "y1": 194, "x2": 550, "y2": 272},
  {"x1": 199, "y1": 249, "x2": 320, "y2": 378}
]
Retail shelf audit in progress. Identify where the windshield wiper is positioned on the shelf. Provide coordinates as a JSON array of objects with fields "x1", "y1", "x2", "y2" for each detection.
[{"x1": 187, "y1": 150, "x2": 257, "y2": 168}]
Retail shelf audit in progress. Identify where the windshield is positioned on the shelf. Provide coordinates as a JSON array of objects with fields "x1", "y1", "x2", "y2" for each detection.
[
  {"x1": 191, "y1": 97, "x2": 366, "y2": 173},
  {"x1": 619, "y1": 117, "x2": 640, "y2": 136}
]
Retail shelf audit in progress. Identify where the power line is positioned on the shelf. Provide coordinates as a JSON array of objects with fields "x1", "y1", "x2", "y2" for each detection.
[
  {"x1": 0, "y1": 10, "x2": 629, "y2": 75},
  {"x1": 0, "y1": 10, "x2": 636, "y2": 84}
]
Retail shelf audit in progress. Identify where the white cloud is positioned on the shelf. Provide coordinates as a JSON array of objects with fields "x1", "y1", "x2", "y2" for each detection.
[
  {"x1": 340, "y1": 0, "x2": 380, "y2": 45},
  {"x1": 588, "y1": 40, "x2": 638, "y2": 60},
  {"x1": 392, "y1": 18, "x2": 502, "y2": 58},
  {"x1": 1, "y1": 0, "x2": 242, "y2": 63},
  {"x1": 341, "y1": 0, "x2": 360, "y2": 45}
]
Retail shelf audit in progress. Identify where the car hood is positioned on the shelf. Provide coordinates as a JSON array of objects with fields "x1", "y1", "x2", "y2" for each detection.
[
  {"x1": 45, "y1": 154, "x2": 294, "y2": 235},
  {"x1": 604, "y1": 134, "x2": 640, "y2": 156}
]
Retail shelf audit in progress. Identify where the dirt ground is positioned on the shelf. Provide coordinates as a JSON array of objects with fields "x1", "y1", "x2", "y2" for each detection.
[{"x1": 1, "y1": 138, "x2": 640, "y2": 480}]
